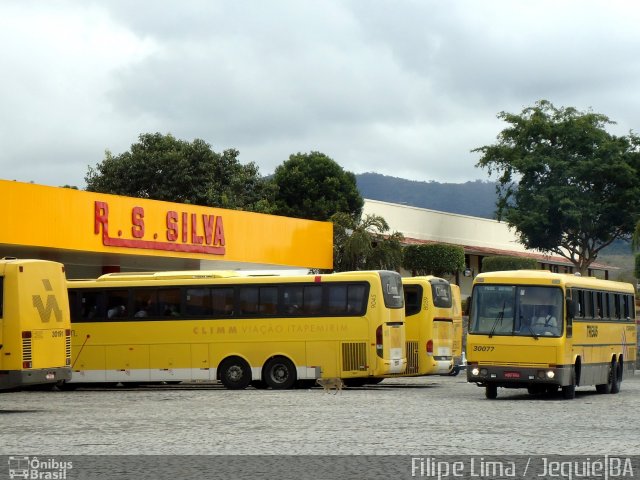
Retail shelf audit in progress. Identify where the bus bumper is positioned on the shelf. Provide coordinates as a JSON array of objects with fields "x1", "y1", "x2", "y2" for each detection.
[
  {"x1": 0, "y1": 368, "x2": 72, "y2": 390},
  {"x1": 466, "y1": 364, "x2": 573, "y2": 388}
]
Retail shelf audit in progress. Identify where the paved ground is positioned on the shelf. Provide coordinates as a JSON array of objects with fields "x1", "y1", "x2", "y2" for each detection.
[{"x1": 2, "y1": 374, "x2": 639, "y2": 456}]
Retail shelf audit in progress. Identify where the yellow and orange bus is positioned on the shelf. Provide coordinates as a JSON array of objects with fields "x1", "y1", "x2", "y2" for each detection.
[
  {"x1": 467, "y1": 270, "x2": 636, "y2": 399},
  {"x1": 67, "y1": 270, "x2": 406, "y2": 389},
  {"x1": 401, "y1": 276, "x2": 462, "y2": 376},
  {"x1": 0, "y1": 258, "x2": 71, "y2": 390}
]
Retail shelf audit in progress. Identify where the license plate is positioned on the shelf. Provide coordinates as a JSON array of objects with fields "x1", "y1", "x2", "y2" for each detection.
[{"x1": 504, "y1": 371, "x2": 520, "y2": 379}]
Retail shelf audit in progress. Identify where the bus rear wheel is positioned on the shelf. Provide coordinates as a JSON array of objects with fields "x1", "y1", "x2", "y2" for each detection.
[
  {"x1": 611, "y1": 360, "x2": 622, "y2": 394},
  {"x1": 485, "y1": 385, "x2": 497, "y2": 399},
  {"x1": 263, "y1": 356, "x2": 297, "y2": 389},
  {"x1": 218, "y1": 357, "x2": 252, "y2": 390}
]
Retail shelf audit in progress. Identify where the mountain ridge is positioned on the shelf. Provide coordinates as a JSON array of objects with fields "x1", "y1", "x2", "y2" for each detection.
[{"x1": 356, "y1": 172, "x2": 498, "y2": 219}]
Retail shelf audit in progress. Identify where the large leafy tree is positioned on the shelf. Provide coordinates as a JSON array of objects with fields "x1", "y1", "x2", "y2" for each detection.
[
  {"x1": 474, "y1": 100, "x2": 640, "y2": 274},
  {"x1": 326, "y1": 212, "x2": 404, "y2": 272},
  {"x1": 85, "y1": 133, "x2": 276, "y2": 212},
  {"x1": 272, "y1": 151, "x2": 363, "y2": 221}
]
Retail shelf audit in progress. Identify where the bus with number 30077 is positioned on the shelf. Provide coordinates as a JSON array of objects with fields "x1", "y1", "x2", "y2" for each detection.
[{"x1": 467, "y1": 270, "x2": 636, "y2": 400}]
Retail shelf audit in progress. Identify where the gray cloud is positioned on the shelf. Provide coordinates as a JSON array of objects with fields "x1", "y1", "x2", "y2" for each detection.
[{"x1": 2, "y1": 0, "x2": 640, "y2": 188}]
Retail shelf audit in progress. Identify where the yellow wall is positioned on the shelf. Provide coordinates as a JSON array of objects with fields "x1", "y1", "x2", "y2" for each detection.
[{"x1": 0, "y1": 180, "x2": 333, "y2": 269}]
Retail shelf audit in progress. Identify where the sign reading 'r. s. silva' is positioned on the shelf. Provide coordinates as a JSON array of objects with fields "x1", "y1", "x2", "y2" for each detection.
[{"x1": 94, "y1": 201, "x2": 226, "y2": 255}]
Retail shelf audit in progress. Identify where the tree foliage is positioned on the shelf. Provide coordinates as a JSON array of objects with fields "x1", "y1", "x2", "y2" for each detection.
[
  {"x1": 328, "y1": 212, "x2": 404, "y2": 272},
  {"x1": 402, "y1": 244, "x2": 465, "y2": 277},
  {"x1": 481, "y1": 256, "x2": 538, "y2": 273},
  {"x1": 272, "y1": 152, "x2": 363, "y2": 221},
  {"x1": 474, "y1": 100, "x2": 640, "y2": 274},
  {"x1": 85, "y1": 133, "x2": 276, "y2": 212}
]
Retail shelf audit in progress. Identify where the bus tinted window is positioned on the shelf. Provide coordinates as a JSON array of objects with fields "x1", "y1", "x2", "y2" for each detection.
[
  {"x1": 79, "y1": 290, "x2": 102, "y2": 321},
  {"x1": 327, "y1": 284, "x2": 348, "y2": 314},
  {"x1": 106, "y1": 290, "x2": 128, "y2": 319},
  {"x1": 159, "y1": 288, "x2": 181, "y2": 317},
  {"x1": 403, "y1": 285, "x2": 422, "y2": 317},
  {"x1": 327, "y1": 284, "x2": 366, "y2": 315},
  {"x1": 211, "y1": 287, "x2": 234, "y2": 316},
  {"x1": 281, "y1": 284, "x2": 323, "y2": 315},
  {"x1": 239, "y1": 287, "x2": 259, "y2": 315},
  {"x1": 133, "y1": 290, "x2": 156, "y2": 318},
  {"x1": 186, "y1": 288, "x2": 211, "y2": 316},
  {"x1": 431, "y1": 282, "x2": 452, "y2": 308},
  {"x1": 380, "y1": 271, "x2": 403, "y2": 309}
]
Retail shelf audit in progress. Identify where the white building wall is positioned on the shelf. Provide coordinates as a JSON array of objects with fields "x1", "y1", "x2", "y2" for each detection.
[{"x1": 362, "y1": 199, "x2": 526, "y2": 252}]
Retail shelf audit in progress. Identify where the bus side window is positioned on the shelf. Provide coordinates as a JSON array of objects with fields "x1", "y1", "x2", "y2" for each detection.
[
  {"x1": 404, "y1": 285, "x2": 421, "y2": 317},
  {"x1": 239, "y1": 286, "x2": 259, "y2": 315},
  {"x1": 302, "y1": 285, "x2": 322, "y2": 315},
  {"x1": 327, "y1": 284, "x2": 347, "y2": 315},
  {"x1": 186, "y1": 287, "x2": 212, "y2": 316},
  {"x1": 347, "y1": 285, "x2": 366, "y2": 315},
  {"x1": 283, "y1": 285, "x2": 303, "y2": 315},
  {"x1": 81, "y1": 291, "x2": 102, "y2": 321}
]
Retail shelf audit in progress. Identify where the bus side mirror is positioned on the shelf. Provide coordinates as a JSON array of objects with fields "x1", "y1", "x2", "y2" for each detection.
[
  {"x1": 464, "y1": 296, "x2": 471, "y2": 316},
  {"x1": 565, "y1": 298, "x2": 574, "y2": 338},
  {"x1": 565, "y1": 298, "x2": 575, "y2": 319}
]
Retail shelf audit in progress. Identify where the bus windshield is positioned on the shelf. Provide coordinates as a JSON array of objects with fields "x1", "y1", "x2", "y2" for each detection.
[{"x1": 469, "y1": 285, "x2": 563, "y2": 337}]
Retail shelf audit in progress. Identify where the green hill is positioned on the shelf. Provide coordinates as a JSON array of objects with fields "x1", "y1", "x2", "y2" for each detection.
[{"x1": 356, "y1": 172, "x2": 498, "y2": 219}]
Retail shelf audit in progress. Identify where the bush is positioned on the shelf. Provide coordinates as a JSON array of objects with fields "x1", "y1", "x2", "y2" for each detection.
[
  {"x1": 402, "y1": 244, "x2": 465, "y2": 277},
  {"x1": 482, "y1": 256, "x2": 538, "y2": 272}
]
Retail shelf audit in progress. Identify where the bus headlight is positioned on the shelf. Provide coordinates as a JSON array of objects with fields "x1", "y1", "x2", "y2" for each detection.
[
  {"x1": 471, "y1": 367, "x2": 480, "y2": 376},
  {"x1": 546, "y1": 371, "x2": 555, "y2": 379}
]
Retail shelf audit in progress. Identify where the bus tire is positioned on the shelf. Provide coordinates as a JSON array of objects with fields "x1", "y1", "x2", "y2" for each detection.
[
  {"x1": 597, "y1": 359, "x2": 617, "y2": 394},
  {"x1": 610, "y1": 360, "x2": 622, "y2": 394},
  {"x1": 562, "y1": 382, "x2": 575, "y2": 400},
  {"x1": 218, "y1": 357, "x2": 252, "y2": 390},
  {"x1": 263, "y1": 356, "x2": 297, "y2": 390},
  {"x1": 485, "y1": 385, "x2": 498, "y2": 399}
]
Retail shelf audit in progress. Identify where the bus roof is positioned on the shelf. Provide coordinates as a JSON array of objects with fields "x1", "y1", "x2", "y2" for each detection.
[{"x1": 474, "y1": 270, "x2": 635, "y2": 293}]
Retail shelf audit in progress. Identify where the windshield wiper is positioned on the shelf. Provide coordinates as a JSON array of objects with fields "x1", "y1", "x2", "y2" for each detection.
[
  {"x1": 488, "y1": 301, "x2": 505, "y2": 338},
  {"x1": 524, "y1": 318, "x2": 539, "y2": 340}
]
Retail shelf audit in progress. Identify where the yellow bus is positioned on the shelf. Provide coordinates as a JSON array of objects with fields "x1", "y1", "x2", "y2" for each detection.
[
  {"x1": 401, "y1": 276, "x2": 461, "y2": 376},
  {"x1": 467, "y1": 270, "x2": 636, "y2": 400},
  {"x1": 450, "y1": 283, "x2": 465, "y2": 375},
  {"x1": 0, "y1": 258, "x2": 72, "y2": 390},
  {"x1": 67, "y1": 270, "x2": 406, "y2": 389}
]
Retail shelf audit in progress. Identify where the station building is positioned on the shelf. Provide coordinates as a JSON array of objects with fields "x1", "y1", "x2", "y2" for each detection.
[
  {"x1": 0, "y1": 180, "x2": 333, "y2": 279},
  {"x1": 363, "y1": 199, "x2": 613, "y2": 298}
]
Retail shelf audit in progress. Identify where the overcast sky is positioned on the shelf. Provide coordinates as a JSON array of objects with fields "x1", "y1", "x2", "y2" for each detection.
[{"x1": 2, "y1": 1, "x2": 639, "y2": 188}]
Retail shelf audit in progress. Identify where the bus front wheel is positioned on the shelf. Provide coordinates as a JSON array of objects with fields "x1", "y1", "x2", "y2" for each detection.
[
  {"x1": 263, "y1": 356, "x2": 297, "y2": 389},
  {"x1": 485, "y1": 385, "x2": 497, "y2": 399},
  {"x1": 219, "y1": 357, "x2": 252, "y2": 390}
]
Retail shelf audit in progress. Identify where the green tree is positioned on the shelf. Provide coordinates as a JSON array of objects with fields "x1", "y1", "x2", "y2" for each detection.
[
  {"x1": 481, "y1": 256, "x2": 538, "y2": 272},
  {"x1": 474, "y1": 100, "x2": 640, "y2": 274},
  {"x1": 272, "y1": 151, "x2": 363, "y2": 221},
  {"x1": 85, "y1": 133, "x2": 276, "y2": 212},
  {"x1": 327, "y1": 212, "x2": 404, "y2": 272},
  {"x1": 402, "y1": 244, "x2": 465, "y2": 277}
]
